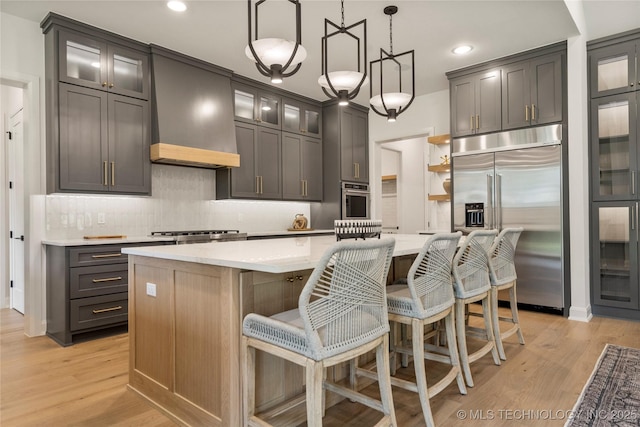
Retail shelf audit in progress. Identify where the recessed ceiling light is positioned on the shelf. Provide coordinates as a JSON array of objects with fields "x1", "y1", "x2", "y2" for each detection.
[
  {"x1": 452, "y1": 45, "x2": 473, "y2": 55},
  {"x1": 167, "y1": 1, "x2": 187, "y2": 12}
]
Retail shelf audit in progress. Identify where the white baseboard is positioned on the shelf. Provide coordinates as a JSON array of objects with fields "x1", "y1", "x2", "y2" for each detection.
[{"x1": 568, "y1": 305, "x2": 593, "y2": 322}]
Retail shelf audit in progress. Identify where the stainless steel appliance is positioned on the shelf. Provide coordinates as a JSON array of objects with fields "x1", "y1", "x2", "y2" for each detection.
[
  {"x1": 452, "y1": 124, "x2": 565, "y2": 310},
  {"x1": 341, "y1": 182, "x2": 370, "y2": 220},
  {"x1": 151, "y1": 229, "x2": 248, "y2": 244}
]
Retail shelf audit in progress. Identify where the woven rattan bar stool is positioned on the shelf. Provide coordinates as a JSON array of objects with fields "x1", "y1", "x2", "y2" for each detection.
[
  {"x1": 452, "y1": 229, "x2": 501, "y2": 388},
  {"x1": 242, "y1": 238, "x2": 397, "y2": 426},
  {"x1": 357, "y1": 232, "x2": 466, "y2": 426},
  {"x1": 488, "y1": 227, "x2": 525, "y2": 360}
]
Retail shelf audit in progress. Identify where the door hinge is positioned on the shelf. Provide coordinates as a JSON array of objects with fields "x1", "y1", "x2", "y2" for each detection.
[
  {"x1": 6, "y1": 131, "x2": 12, "y2": 140},
  {"x1": 9, "y1": 231, "x2": 13, "y2": 238},
  {"x1": 9, "y1": 181, "x2": 13, "y2": 189},
  {"x1": 10, "y1": 280, "x2": 13, "y2": 288}
]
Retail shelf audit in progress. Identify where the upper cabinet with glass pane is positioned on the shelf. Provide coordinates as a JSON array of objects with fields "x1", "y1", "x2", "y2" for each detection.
[
  {"x1": 589, "y1": 39, "x2": 638, "y2": 98},
  {"x1": 232, "y1": 82, "x2": 281, "y2": 130},
  {"x1": 282, "y1": 98, "x2": 322, "y2": 139},
  {"x1": 58, "y1": 30, "x2": 149, "y2": 100}
]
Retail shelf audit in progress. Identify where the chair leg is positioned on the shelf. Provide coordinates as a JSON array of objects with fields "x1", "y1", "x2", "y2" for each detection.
[
  {"x1": 491, "y1": 286, "x2": 507, "y2": 361},
  {"x1": 243, "y1": 338, "x2": 256, "y2": 426},
  {"x1": 482, "y1": 295, "x2": 501, "y2": 366},
  {"x1": 400, "y1": 324, "x2": 409, "y2": 368},
  {"x1": 511, "y1": 285, "x2": 525, "y2": 345},
  {"x1": 376, "y1": 334, "x2": 397, "y2": 427},
  {"x1": 306, "y1": 359, "x2": 324, "y2": 426},
  {"x1": 445, "y1": 310, "x2": 467, "y2": 395},
  {"x1": 455, "y1": 300, "x2": 474, "y2": 387},
  {"x1": 411, "y1": 319, "x2": 435, "y2": 427},
  {"x1": 390, "y1": 321, "x2": 398, "y2": 376}
]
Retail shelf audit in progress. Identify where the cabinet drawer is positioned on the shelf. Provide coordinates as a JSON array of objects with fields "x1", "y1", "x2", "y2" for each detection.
[
  {"x1": 70, "y1": 264, "x2": 128, "y2": 298},
  {"x1": 69, "y1": 245, "x2": 127, "y2": 267},
  {"x1": 70, "y1": 293, "x2": 128, "y2": 332}
]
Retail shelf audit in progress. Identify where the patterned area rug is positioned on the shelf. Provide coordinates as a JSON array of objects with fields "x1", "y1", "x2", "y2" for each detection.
[{"x1": 566, "y1": 344, "x2": 640, "y2": 426}]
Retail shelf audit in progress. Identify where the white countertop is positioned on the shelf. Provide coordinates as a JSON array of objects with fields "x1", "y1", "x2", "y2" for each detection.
[
  {"x1": 41, "y1": 236, "x2": 175, "y2": 246},
  {"x1": 122, "y1": 234, "x2": 431, "y2": 274},
  {"x1": 247, "y1": 229, "x2": 334, "y2": 238}
]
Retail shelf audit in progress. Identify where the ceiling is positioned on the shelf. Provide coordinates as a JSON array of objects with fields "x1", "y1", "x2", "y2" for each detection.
[{"x1": 2, "y1": 1, "x2": 640, "y2": 107}]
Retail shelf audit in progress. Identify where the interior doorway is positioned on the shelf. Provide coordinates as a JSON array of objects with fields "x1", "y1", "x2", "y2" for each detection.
[
  {"x1": 2, "y1": 84, "x2": 25, "y2": 314},
  {"x1": 381, "y1": 148, "x2": 400, "y2": 234}
]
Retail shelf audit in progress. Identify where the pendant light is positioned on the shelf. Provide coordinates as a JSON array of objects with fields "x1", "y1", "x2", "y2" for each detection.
[
  {"x1": 245, "y1": 0, "x2": 307, "y2": 84},
  {"x1": 318, "y1": 0, "x2": 368, "y2": 106},
  {"x1": 369, "y1": 5, "x2": 415, "y2": 122}
]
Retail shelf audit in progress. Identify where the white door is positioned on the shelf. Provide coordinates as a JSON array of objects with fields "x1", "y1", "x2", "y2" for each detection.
[{"x1": 8, "y1": 109, "x2": 25, "y2": 313}]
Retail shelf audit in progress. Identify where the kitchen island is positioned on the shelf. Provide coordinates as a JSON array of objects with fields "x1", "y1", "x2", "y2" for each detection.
[{"x1": 122, "y1": 234, "x2": 432, "y2": 426}]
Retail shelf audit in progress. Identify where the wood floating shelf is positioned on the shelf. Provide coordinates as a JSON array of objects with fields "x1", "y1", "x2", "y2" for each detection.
[
  {"x1": 428, "y1": 194, "x2": 450, "y2": 201},
  {"x1": 427, "y1": 164, "x2": 450, "y2": 173},
  {"x1": 427, "y1": 134, "x2": 451, "y2": 145},
  {"x1": 381, "y1": 174, "x2": 397, "y2": 181}
]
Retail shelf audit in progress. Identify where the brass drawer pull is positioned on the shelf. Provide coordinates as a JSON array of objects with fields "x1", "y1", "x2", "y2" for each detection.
[
  {"x1": 531, "y1": 104, "x2": 536, "y2": 121},
  {"x1": 91, "y1": 253, "x2": 122, "y2": 259},
  {"x1": 92, "y1": 276, "x2": 122, "y2": 283},
  {"x1": 111, "y1": 161, "x2": 115, "y2": 186},
  {"x1": 92, "y1": 306, "x2": 122, "y2": 314},
  {"x1": 103, "y1": 161, "x2": 108, "y2": 186}
]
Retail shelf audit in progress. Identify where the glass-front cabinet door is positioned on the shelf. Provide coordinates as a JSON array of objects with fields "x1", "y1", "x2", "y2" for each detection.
[
  {"x1": 283, "y1": 99, "x2": 322, "y2": 138},
  {"x1": 233, "y1": 84, "x2": 280, "y2": 129},
  {"x1": 58, "y1": 30, "x2": 148, "y2": 100},
  {"x1": 591, "y1": 92, "x2": 638, "y2": 201},
  {"x1": 59, "y1": 30, "x2": 107, "y2": 91},
  {"x1": 592, "y1": 202, "x2": 639, "y2": 309},
  {"x1": 589, "y1": 40, "x2": 637, "y2": 98}
]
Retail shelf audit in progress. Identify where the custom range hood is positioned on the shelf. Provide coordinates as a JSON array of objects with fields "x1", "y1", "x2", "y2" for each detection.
[{"x1": 150, "y1": 45, "x2": 239, "y2": 169}]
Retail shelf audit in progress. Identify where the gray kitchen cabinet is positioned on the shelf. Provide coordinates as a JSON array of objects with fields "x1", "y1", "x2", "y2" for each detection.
[
  {"x1": 283, "y1": 97, "x2": 322, "y2": 139},
  {"x1": 282, "y1": 132, "x2": 322, "y2": 201},
  {"x1": 45, "y1": 242, "x2": 169, "y2": 346},
  {"x1": 449, "y1": 69, "x2": 501, "y2": 137},
  {"x1": 590, "y1": 92, "x2": 639, "y2": 202},
  {"x1": 591, "y1": 201, "x2": 639, "y2": 312},
  {"x1": 217, "y1": 122, "x2": 282, "y2": 200},
  {"x1": 502, "y1": 52, "x2": 563, "y2": 130},
  {"x1": 233, "y1": 81, "x2": 281, "y2": 130},
  {"x1": 43, "y1": 13, "x2": 151, "y2": 195},
  {"x1": 58, "y1": 83, "x2": 150, "y2": 194},
  {"x1": 58, "y1": 28, "x2": 149, "y2": 100},
  {"x1": 322, "y1": 103, "x2": 369, "y2": 186},
  {"x1": 589, "y1": 28, "x2": 640, "y2": 320},
  {"x1": 589, "y1": 38, "x2": 639, "y2": 99}
]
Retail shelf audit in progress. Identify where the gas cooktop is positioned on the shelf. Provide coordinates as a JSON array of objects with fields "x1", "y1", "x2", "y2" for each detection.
[{"x1": 151, "y1": 230, "x2": 247, "y2": 243}]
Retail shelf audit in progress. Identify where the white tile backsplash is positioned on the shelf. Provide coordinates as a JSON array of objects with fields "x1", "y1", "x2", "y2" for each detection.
[{"x1": 45, "y1": 164, "x2": 311, "y2": 239}]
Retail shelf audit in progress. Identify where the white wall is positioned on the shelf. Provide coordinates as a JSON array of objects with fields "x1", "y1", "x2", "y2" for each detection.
[
  {"x1": 369, "y1": 89, "x2": 451, "y2": 233},
  {"x1": 1, "y1": 12, "x2": 46, "y2": 335}
]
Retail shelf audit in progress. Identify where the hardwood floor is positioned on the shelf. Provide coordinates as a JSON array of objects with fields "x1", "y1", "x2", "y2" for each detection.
[{"x1": 1, "y1": 307, "x2": 639, "y2": 426}]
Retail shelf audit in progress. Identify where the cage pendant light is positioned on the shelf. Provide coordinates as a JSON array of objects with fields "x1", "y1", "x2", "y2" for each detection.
[
  {"x1": 246, "y1": 0, "x2": 307, "y2": 84},
  {"x1": 318, "y1": 0, "x2": 368, "y2": 106},
  {"x1": 369, "y1": 5, "x2": 415, "y2": 122}
]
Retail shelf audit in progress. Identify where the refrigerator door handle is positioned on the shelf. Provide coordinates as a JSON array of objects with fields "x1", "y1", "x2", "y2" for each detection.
[
  {"x1": 496, "y1": 174, "x2": 502, "y2": 230},
  {"x1": 487, "y1": 174, "x2": 494, "y2": 229}
]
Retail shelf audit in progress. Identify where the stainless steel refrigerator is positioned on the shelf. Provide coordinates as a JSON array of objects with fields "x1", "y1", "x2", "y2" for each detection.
[{"x1": 452, "y1": 124, "x2": 565, "y2": 309}]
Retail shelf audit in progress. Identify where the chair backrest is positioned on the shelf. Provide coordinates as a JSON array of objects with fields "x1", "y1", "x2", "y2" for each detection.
[
  {"x1": 489, "y1": 227, "x2": 523, "y2": 286},
  {"x1": 298, "y1": 238, "x2": 396, "y2": 360},
  {"x1": 405, "y1": 232, "x2": 461, "y2": 318},
  {"x1": 452, "y1": 229, "x2": 498, "y2": 299}
]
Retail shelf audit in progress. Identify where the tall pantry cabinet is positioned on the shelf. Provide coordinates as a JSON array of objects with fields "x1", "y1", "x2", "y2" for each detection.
[
  {"x1": 42, "y1": 13, "x2": 151, "y2": 195},
  {"x1": 588, "y1": 28, "x2": 640, "y2": 319}
]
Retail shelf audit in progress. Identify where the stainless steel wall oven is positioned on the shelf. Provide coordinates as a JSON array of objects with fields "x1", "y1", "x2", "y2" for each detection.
[{"x1": 341, "y1": 182, "x2": 370, "y2": 220}]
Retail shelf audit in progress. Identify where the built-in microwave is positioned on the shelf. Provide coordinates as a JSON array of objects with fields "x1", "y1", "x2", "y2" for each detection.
[{"x1": 341, "y1": 182, "x2": 370, "y2": 220}]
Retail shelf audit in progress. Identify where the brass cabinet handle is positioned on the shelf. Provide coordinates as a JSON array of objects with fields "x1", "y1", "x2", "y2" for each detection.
[
  {"x1": 103, "y1": 161, "x2": 108, "y2": 186},
  {"x1": 531, "y1": 104, "x2": 536, "y2": 121},
  {"x1": 108, "y1": 83, "x2": 114, "y2": 88},
  {"x1": 259, "y1": 176, "x2": 263, "y2": 194},
  {"x1": 286, "y1": 277, "x2": 295, "y2": 283},
  {"x1": 296, "y1": 275, "x2": 304, "y2": 281},
  {"x1": 102, "y1": 82, "x2": 108, "y2": 87},
  {"x1": 92, "y1": 276, "x2": 122, "y2": 283},
  {"x1": 256, "y1": 176, "x2": 260, "y2": 194},
  {"x1": 301, "y1": 180, "x2": 305, "y2": 196},
  {"x1": 470, "y1": 116, "x2": 474, "y2": 131},
  {"x1": 91, "y1": 253, "x2": 122, "y2": 259},
  {"x1": 305, "y1": 180, "x2": 308, "y2": 196},
  {"x1": 111, "y1": 161, "x2": 115, "y2": 186},
  {"x1": 632, "y1": 171, "x2": 636, "y2": 195},
  {"x1": 475, "y1": 115, "x2": 479, "y2": 130},
  {"x1": 92, "y1": 306, "x2": 122, "y2": 314},
  {"x1": 525, "y1": 105, "x2": 529, "y2": 121}
]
